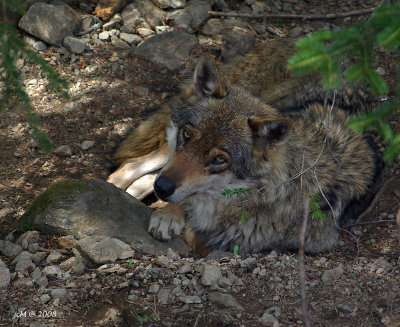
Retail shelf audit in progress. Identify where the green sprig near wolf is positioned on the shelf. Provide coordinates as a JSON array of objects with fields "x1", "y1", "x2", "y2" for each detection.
[{"x1": 108, "y1": 39, "x2": 384, "y2": 254}]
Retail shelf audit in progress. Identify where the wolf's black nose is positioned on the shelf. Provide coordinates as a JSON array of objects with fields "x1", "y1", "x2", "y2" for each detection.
[{"x1": 154, "y1": 176, "x2": 175, "y2": 199}]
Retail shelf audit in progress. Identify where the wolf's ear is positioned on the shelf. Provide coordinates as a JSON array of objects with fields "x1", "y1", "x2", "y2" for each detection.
[
  {"x1": 248, "y1": 116, "x2": 292, "y2": 149},
  {"x1": 192, "y1": 55, "x2": 226, "y2": 98}
]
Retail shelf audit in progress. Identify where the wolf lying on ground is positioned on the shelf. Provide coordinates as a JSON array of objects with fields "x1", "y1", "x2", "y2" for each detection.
[{"x1": 108, "y1": 39, "x2": 383, "y2": 253}]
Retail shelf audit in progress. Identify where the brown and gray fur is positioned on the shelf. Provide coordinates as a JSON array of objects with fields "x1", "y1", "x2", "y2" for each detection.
[{"x1": 109, "y1": 39, "x2": 383, "y2": 253}]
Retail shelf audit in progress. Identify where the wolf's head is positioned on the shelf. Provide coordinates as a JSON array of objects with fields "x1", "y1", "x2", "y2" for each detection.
[{"x1": 154, "y1": 55, "x2": 293, "y2": 202}]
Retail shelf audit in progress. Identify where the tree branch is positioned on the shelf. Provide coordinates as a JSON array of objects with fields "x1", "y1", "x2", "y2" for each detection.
[{"x1": 208, "y1": 8, "x2": 375, "y2": 21}]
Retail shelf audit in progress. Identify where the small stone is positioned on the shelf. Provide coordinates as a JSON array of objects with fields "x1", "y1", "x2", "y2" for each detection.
[
  {"x1": 0, "y1": 240, "x2": 22, "y2": 258},
  {"x1": 167, "y1": 248, "x2": 179, "y2": 261},
  {"x1": 127, "y1": 294, "x2": 139, "y2": 302},
  {"x1": 157, "y1": 288, "x2": 172, "y2": 305},
  {"x1": 35, "y1": 275, "x2": 48, "y2": 288},
  {"x1": 137, "y1": 27, "x2": 154, "y2": 37},
  {"x1": 180, "y1": 295, "x2": 201, "y2": 304},
  {"x1": 59, "y1": 235, "x2": 76, "y2": 248},
  {"x1": 0, "y1": 207, "x2": 15, "y2": 219},
  {"x1": 119, "y1": 32, "x2": 142, "y2": 45},
  {"x1": 218, "y1": 277, "x2": 232, "y2": 288},
  {"x1": 259, "y1": 312, "x2": 279, "y2": 327},
  {"x1": 42, "y1": 265, "x2": 63, "y2": 277},
  {"x1": 156, "y1": 255, "x2": 169, "y2": 268},
  {"x1": 12, "y1": 251, "x2": 35, "y2": 273},
  {"x1": 33, "y1": 41, "x2": 47, "y2": 51},
  {"x1": 99, "y1": 31, "x2": 110, "y2": 41},
  {"x1": 376, "y1": 67, "x2": 385, "y2": 76},
  {"x1": 0, "y1": 260, "x2": 10, "y2": 289},
  {"x1": 111, "y1": 36, "x2": 131, "y2": 50},
  {"x1": 321, "y1": 264, "x2": 344, "y2": 284},
  {"x1": 63, "y1": 36, "x2": 87, "y2": 54},
  {"x1": 148, "y1": 283, "x2": 160, "y2": 294},
  {"x1": 32, "y1": 252, "x2": 47, "y2": 264},
  {"x1": 201, "y1": 264, "x2": 222, "y2": 286},
  {"x1": 30, "y1": 267, "x2": 42, "y2": 280},
  {"x1": 209, "y1": 292, "x2": 244, "y2": 310},
  {"x1": 14, "y1": 278, "x2": 34, "y2": 287},
  {"x1": 239, "y1": 257, "x2": 256, "y2": 267},
  {"x1": 16, "y1": 231, "x2": 39, "y2": 246},
  {"x1": 27, "y1": 242, "x2": 39, "y2": 253},
  {"x1": 80, "y1": 140, "x2": 95, "y2": 150},
  {"x1": 54, "y1": 145, "x2": 73, "y2": 157},
  {"x1": 45, "y1": 251, "x2": 64, "y2": 263},
  {"x1": 51, "y1": 288, "x2": 66, "y2": 299},
  {"x1": 178, "y1": 263, "x2": 192, "y2": 274},
  {"x1": 40, "y1": 294, "x2": 51, "y2": 303}
]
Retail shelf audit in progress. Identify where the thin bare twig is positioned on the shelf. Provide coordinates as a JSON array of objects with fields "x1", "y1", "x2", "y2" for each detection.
[
  {"x1": 208, "y1": 8, "x2": 375, "y2": 20},
  {"x1": 396, "y1": 208, "x2": 400, "y2": 258},
  {"x1": 299, "y1": 197, "x2": 312, "y2": 327}
]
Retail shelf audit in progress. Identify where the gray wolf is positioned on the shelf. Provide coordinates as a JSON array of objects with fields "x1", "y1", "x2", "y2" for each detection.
[{"x1": 108, "y1": 39, "x2": 383, "y2": 253}]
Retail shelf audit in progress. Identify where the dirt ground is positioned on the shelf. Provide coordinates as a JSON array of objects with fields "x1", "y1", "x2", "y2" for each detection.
[{"x1": 1, "y1": 6, "x2": 400, "y2": 327}]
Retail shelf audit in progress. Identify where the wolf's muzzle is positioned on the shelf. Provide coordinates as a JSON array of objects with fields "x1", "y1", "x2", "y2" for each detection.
[{"x1": 154, "y1": 175, "x2": 175, "y2": 200}]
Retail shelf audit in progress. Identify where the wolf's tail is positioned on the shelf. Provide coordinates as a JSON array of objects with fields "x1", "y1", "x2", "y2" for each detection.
[{"x1": 113, "y1": 105, "x2": 171, "y2": 164}]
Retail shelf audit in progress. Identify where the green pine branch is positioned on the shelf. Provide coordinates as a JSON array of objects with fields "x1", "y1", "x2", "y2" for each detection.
[{"x1": 288, "y1": 2, "x2": 400, "y2": 162}]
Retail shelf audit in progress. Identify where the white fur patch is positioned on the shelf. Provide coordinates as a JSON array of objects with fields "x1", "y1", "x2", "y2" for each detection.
[{"x1": 166, "y1": 120, "x2": 178, "y2": 156}]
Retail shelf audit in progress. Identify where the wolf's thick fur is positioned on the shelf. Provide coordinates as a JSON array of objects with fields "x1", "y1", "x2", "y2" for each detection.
[{"x1": 111, "y1": 39, "x2": 383, "y2": 253}]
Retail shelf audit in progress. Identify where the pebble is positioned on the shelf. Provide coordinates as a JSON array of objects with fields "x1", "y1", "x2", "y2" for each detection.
[
  {"x1": 46, "y1": 251, "x2": 64, "y2": 263},
  {"x1": 180, "y1": 295, "x2": 201, "y2": 304},
  {"x1": 80, "y1": 140, "x2": 95, "y2": 150},
  {"x1": 201, "y1": 264, "x2": 222, "y2": 286},
  {"x1": 156, "y1": 255, "x2": 170, "y2": 268},
  {"x1": 321, "y1": 264, "x2": 344, "y2": 284},
  {"x1": 0, "y1": 260, "x2": 10, "y2": 288},
  {"x1": 149, "y1": 283, "x2": 160, "y2": 293},
  {"x1": 0, "y1": 240, "x2": 22, "y2": 258},
  {"x1": 209, "y1": 292, "x2": 244, "y2": 310},
  {"x1": 54, "y1": 145, "x2": 73, "y2": 157}
]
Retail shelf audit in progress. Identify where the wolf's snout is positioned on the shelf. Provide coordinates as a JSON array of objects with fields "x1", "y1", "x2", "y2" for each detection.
[{"x1": 154, "y1": 175, "x2": 175, "y2": 200}]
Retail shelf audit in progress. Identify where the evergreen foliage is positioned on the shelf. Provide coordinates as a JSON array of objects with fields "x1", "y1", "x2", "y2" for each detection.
[
  {"x1": 1, "y1": 0, "x2": 69, "y2": 151},
  {"x1": 288, "y1": 2, "x2": 400, "y2": 162}
]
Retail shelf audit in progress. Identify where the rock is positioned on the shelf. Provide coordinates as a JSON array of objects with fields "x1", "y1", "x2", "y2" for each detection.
[
  {"x1": 32, "y1": 252, "x2": 47, "y2": 264},
  {"x1": 218, "y1": 277, "x2": 232, "y2": 288},
  {"x1": 63, "y1": 36, "x2": 87, "y2": 54},
  {"x1": 136, "y1": 27, "x2": 154, "y2": 37},
  {"x1": 51, "y1": 288, "x2": 66, "y2": 299},
  {"x1": 201, "y1": 18, "x2": 226, "y2": 35},
  {"x1": 42, "y1": 265, "x2": 63, "y2": 277},
  {"x1": 0, "y1": 240, "x2": 22, "y2": 258},
  {"x1": 156, "y1": 255, "x2": 170, "y2": 268},
  {"x1": 0, "y1": 260, "x2": 10, "y2": 289},
  {"x1": 221, "y1": 27, "x2": 256, "y2": 60},
  {"x1": 0, "y1": 207, "x2": 14, "y2": 219},
  {"x1": 16, "y1": 230, "x2": 39, "y2": 245},
  {"x1": 72, "y1": 255, "x2": 88, "y2": 274},
  {"x1": 376, "y1": 67, "x2": 385, "y2": 76},
  {"x1": 40, "y1": 294, "x2": 51, "y2": 303},
  {"x1": 18, "y1": 2, "x2": 82, "y2": 46},
  {"x1": 103, "y1": 13, "x2": 122, "y2": 30},
  {"x1": 77, "y1": 236, "x2": 131, "y2": 264},
  {"x1": 180, "y1": 295, "x2": 201, "y2": 304},
  {"x1": 148, "y1": 283, "x2": 160, "y2": 293},
  {"x1": 53, "y1": 145, "x2": 73, "y2": 157},
  {"x1": 152, "y1": 0, "x2": 186, "y2": 9},
  {"x1": 33, "y1": 41, "x2": 47, "y2": 51},
  {"x1": 167, "y1": 248, "x2": 179, "y2": 261},
  {"x1": 27, "y1": 242, "x2": 39, "y2": 253},
  {"x1": 201, "y1": 264, "x2": 222, "y2": 286},
  {"x1": 12, "y1": 251, "x2": 35, "y2": 273},
  {"x1": 321, "y1": 264, "x2": 344, "y2": 284},
  {"x1": 17, "y1": 179, "x2": 189, "y2": 257},
  {"x1": 258, "y1": 312, "x2": 280, "y2": 327},
  {"x1": 14, "y1": 278, "x2": 34, "y2": 287},
  {"x1": 30, "y1": 267, "x2": 42, "y2": 281},
  {"x1": 209, "y1": 292, "x2": 244, "y2": 310},
  {"x1": 59, "y1": 235, "x2": 76, "y2": 248},
  {"x1": 80, "y1": 15, "x2": 101, "y2": 35},
  {"x1": 45, "y1": 251, "x2": 64, "y2": 264},
  {"x1": 119, "y1": 32, "x2": 142, "y2": 45},
  {"x1": 167, "y1": 0, "x2": 210, "y2": 33},
  {"x1": 134, "y1": 30, "x2": 198, "y2": 71},
  {"x1": 35, "y1": 275, "x2": 49, "y2": 288},
  {"x1": 178, "y1": 263, "x2": 192, "y2": 274},
  {"x1": 99, "y1": 31, "x2": 111, "y2": 41},
  {"x1": 111, "y1": 36, "x2": 132, "y2": 50},
  {"x1": 157, "y1": 288, "x2": 172, "y2": 305},
  {"x1": 206, "y1": 250, "x2": 233, "y2": 261},
  {"x1": 80, "y1": 140, "x2": 95, "y2": 151},
  {"x1": 94, "y1": 0, "x2": 127, "y2": 21}
]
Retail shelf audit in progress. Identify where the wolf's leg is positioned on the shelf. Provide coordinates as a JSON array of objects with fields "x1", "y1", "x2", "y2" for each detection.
[
  {"x1": 107, "y1": 144, "x2": 169, "y2": 191},
  {"x1": 125, "y1": 171, "x2": 159, "y2": 200},
  {"x1": 148, "y1": 203, "x2": 185, "y2": 241}
]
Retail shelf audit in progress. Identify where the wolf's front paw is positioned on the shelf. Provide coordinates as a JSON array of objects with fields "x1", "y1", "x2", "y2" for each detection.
[{"x1": 148, "y1": 203, "x2": 185, "y2": 241}]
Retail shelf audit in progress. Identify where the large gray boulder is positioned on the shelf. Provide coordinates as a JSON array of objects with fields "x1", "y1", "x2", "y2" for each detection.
[
  {"x1": 134, "y1": 30, "x2": 198, "y2": 70},
  {"x1": 17, "y1": 179, "x2": 189, "y2": 256},
  {"x1": 18, "y1": 2, "x2": 82, "y2": 46}
]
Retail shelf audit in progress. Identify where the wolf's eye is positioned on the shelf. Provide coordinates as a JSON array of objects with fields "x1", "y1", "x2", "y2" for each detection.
[
  {"x1": 182, "y1": 128, "x2": 191, "y2": 142},
  {"x1": 213, "y1": 155, "x2": 226, "y2": 165}
]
